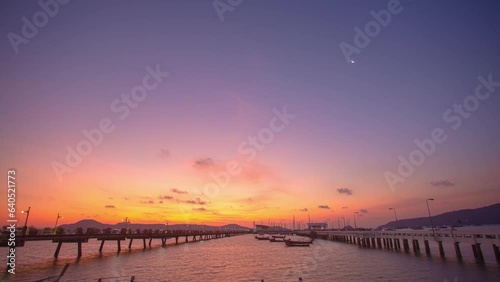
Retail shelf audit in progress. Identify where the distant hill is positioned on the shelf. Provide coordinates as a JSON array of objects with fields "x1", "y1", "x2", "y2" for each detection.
[
  {"x1": 59, "y1": 220, "x2": 251, "y2": 232},
  {"x1": 378, "y1": 203, "x2": 500, "y2": 229}
]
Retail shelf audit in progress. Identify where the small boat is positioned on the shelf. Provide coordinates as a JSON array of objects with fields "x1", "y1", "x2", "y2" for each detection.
[
  {"x1": 254, "y1": 234, "x2": 270, "y2": 240},
  {"x1": 34, "y1": 263, "x2": 70, "y2": 282},
  {"x1": 269, "y1": 237, "x2": 285, "y2": 242},
  {"x1": 284, "y1": 237, "x2": 312, "y2": 247},
  {"x1": 271, "y1": 234, "x2": 286, "y2": 239}
]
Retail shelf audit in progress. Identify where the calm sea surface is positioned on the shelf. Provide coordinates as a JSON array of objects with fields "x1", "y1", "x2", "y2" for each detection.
[{"x1": 1, "y1": 234, "x2": 499, "y2": 281}]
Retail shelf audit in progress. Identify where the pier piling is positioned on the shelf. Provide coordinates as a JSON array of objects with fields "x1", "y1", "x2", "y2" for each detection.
[
  {"x1": 454, "y1": 242, "x2": 462, "y2": 259},
  {"x1": 438, "y1": 241, "x2": 445, "y2": 257},
  {"x1": 424, "y1": 240, "x2": 431, "y2": 255},
  {"x1": 493, "y1": 244, "x2": 500, "y2": 263}
]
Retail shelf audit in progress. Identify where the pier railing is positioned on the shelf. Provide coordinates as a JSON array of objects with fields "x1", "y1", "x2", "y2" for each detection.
[
  {"x1": 296, "y1": 229, "x2": 500, "y2": 263},
  {"x1": 0, "y1": 230, "x2": 249, "y2": 258}
]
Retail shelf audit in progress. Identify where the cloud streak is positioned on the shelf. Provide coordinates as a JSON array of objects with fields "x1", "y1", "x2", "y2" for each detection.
[
  {"x1": 337, "y1": 188, "x2": 353, "y2": 195},
  {"x1": 318, "y1": 205, "x2": 330, "y2": 209},
  {"x1": 185, "y1": 197, "x2": 208, "y2": 205},
  {"x1": 193, "y1": 157, "x2": 214, "y2": 169},
  {"x1": 430, "y1": 180, "x2": 455, "y2": 187},
  {"x1": 171, "y1": 188, "x2": 187, "y2": 194}
]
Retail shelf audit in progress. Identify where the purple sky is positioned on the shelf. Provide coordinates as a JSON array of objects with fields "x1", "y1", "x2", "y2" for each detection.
[{"x1": 1, "y1": 0, "x2": 499, "y2": 227}]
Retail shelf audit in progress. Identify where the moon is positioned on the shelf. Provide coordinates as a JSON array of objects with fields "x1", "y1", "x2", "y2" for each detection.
[{"x1": 350, "y1": 60, "x2": 355, "y2": 64}]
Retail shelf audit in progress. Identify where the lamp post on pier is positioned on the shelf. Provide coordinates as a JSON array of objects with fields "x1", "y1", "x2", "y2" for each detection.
[
  {"x1": 426, "y1": 198, "x2": 436, "y2": 236},
  {"x1": 21, "y1": 207, "x2": 31, "y2": 236},
  {"x1": 54, "y1": 213, "x2": 63, "y2": 234},
  {"x1": 388, "y1": 208, "x2": 399, "y2": 229}
]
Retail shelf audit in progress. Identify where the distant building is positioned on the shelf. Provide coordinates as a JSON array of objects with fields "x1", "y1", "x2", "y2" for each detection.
[
  {"x1": 307, "y1": 222, "x2": 327, "y2": 230},
  {"x1": 255, "y1": 224, "x2": 269, "y2": 232}
]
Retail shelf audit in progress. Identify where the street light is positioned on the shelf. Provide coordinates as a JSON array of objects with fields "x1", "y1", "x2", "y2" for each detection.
[
  {"x1": 21, "y1": 207, "x2": 31, "y2": 236},
  {"x1": 388, "y1": 208, "x2": 399, "y2": 229},
  {"x1": 426, "y1": 198, "x2": 435, "y2": 236},
  {"x1": 54, "y1": 213, "x2": 63, "y2": 234},
  {"x1": 353, "y1": 212, "x2": 359, "y2": 230},
  {"x1": 340, "y1": 216, "x2": 346, "y2": 229}
]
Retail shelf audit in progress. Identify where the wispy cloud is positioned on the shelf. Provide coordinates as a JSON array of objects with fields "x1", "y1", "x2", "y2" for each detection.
[
  {"x1": 140, "y1": 200, "x2": 155, "y2": 204},
  {"x1": 342, "y1": 206, "x2": 348, "y2": 209},
  {"x1": 299, "y1": 208, "x2": 308, "y2": 212},
  {"x1": 193, "y1": 157, "x2": 214, "y2": 169},
  {"x1": 360, "y1": 209, "x2": 368, "y2": 213},
  {"x1": 430, "y1": 180, "x2": 455, "y2": 187},
  {"x1": 158, "y1": 148, "x2": 170, "y2": 159},
  {"x1": 159, "y1": 195, "x2": 174, "y2": 200},
  {"x1": 337, "y1": 188, "x2": 353, "y2": 195},
  {"x1": 318, "y1": 205, "x2": 330, "y2": 209},
  {"x1": 171, "y1": 188, "x2": 187, "y2": 194},
  {"x1": 105, "y1": 205, "x2": 116, "y2": 208},
  {"x1": 185, "y1": 197, "x2": 208, "y2": 205},
  {"x1": 192, "y1": 207, "x2": 206, "y2": 211}
]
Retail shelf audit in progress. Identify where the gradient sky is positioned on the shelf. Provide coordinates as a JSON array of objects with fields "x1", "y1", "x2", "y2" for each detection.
[{"x1": 1, "y1": 0, "x2": 500, "y2": 228}]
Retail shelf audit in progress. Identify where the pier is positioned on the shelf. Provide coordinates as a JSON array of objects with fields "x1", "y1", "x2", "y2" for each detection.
[
  {"x1": 0, "y1": 230, "x2": 248, "y2": 258},
  {"x1": 297, "y1": 229, "x2": 500, "y2": 263}
]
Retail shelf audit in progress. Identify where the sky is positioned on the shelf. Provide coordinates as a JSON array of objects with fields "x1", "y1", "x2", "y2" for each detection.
[{"x1": 1, "y1": 0, "x2": 499, "y2": 228}]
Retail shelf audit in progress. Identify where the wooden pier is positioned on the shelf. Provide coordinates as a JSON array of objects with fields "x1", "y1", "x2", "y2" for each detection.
[
  {"x1": 0, "y1": 230, "x2": 248, "y2": 258},
  {"x1": 297, "y1": 229, "x2": 500, "y2": 263}
]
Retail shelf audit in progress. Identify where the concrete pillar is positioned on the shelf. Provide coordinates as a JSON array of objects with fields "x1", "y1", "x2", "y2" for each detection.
[
  {"x1": 77, "y1": 242, "x2": 82, "y2": 257},
  {"x1": 175, "y1": 237, "x2": 179, "y2": 245},
  {"x1": 383, "y1": 238, "x2": 387, "y2": 248},
  {"x1": 117, "y1": 240, "x2": 121, "y2": 253},
  {"x1": 424, "y1": 240, "x2": 430, "y2": 255},
  {"x1": 415, "y1": 240, "x2": 420, "y2": 252},
  {"x1": 149, "y1": 238, "x2": 153, "y2": 247},
  {"x1": 129, "y1": 239, "x2": 133, "y2": 249},
  {"x1": 143, "y1": 239, "x2": 146, "y2": 249},
  {"x1": 99, "y1": 240, "x2": 105, "y2": 252},
  {"x1": 412, "y1": 240, "x2": 419, "y2": 253},
  {"x1": 438, "y1": 241, "x2": 445, "y2": 257},
  {"x1": 403, "y1": 239, "x2": 410, "y2": 252},
  {"x1": 472, "y1": 244, "x2": 484, "y2": 262},
  {"x1": 54, "y1": 242, "x2": 63, "y2": 258},
  {"x1": 493, "y1": 244, "x2": 500, "y2": 263},
  {"x1": 454, "y1": 242, "x2": 462, "y2": 259}
]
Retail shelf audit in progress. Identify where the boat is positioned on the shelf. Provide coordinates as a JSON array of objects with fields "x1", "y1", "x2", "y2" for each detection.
[
  {"x1": 284, "y1": 237, "x2": 313, "y2": 247},
  {"x1": 254, "y1": 234, "x2": 270, "y2": 240},
  {"x1": 270, "y1": 237, "x2": 285, "y2": 242},
  {"x1": 271, "y1": 234, "x2": 286, "y2": 239}
]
